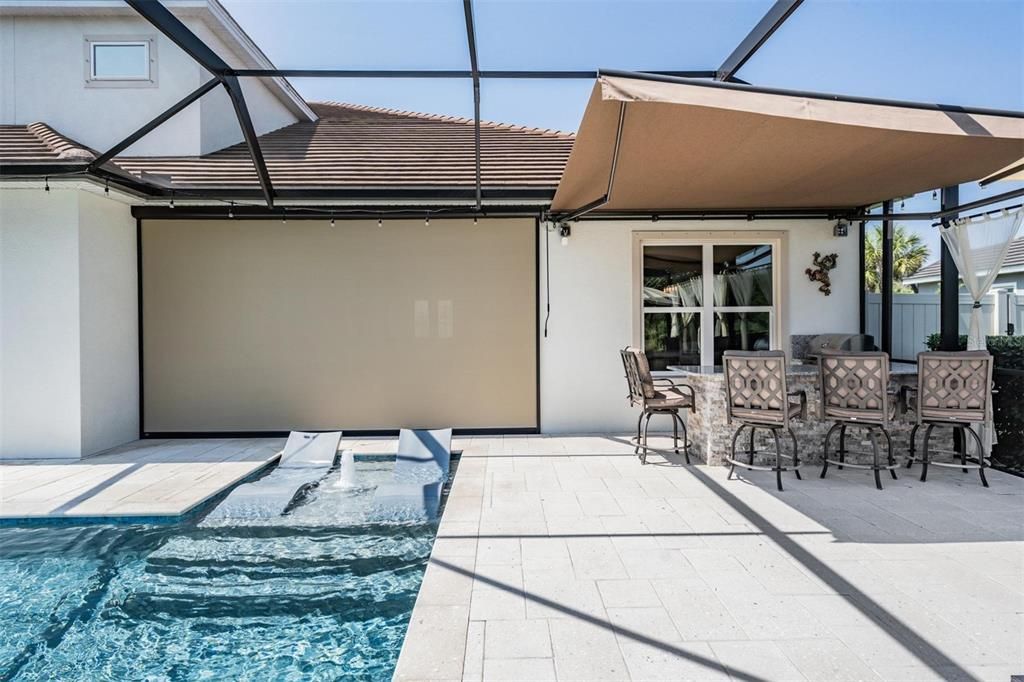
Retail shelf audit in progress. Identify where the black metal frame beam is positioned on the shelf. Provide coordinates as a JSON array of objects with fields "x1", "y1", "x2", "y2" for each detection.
[
  {"x1": 716, "y1": 0, "x2": 803, "y2": 82},
  {"x1": 89, "y1": 77, "x2": 221, "y2": 170},
  {"x1": 131, "y1": 205, "x2": 547, "y2": 220},
  {"x1": 15, "y1": 1, "x2": 1020, "y2": 219},
  {"x1": 232, "y1": 68, "x2": 720, "y2": 80},
  {"x1": 124, "y1": 0, "x2": 275, "y2": 207},
  {"x1": 856, "y1": 186, "x2": 1024, "y2": 222},
  {"x1": 880, "y1": 199, "x2": 894, "y2": 356},
  {"x1": 222, "y1": 75, "x2": 275, "y2": 207},
  {"x1": 125, "y1": 0, "x2": 230, "y2": 76},
  {"x1": 463, "y1": 0, "x2": 482, "y2": 211},
  {"x1": 939, "y1": 186, "x2": 961, "y2": 351},
  {"x1": 858, "y1": 220, "x2": 867, "y2": 336}
]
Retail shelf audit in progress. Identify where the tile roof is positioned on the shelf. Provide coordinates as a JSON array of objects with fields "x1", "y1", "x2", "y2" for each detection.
[
  {"x1": 113, "y1": 102, "x2": 575, "y2": 192},
  {"x1": 909, "y1": 235, "x2": 1024, "y2": 281},
  {"x1": 0, "y1": 122, "x2": 95, "y2": 163}
]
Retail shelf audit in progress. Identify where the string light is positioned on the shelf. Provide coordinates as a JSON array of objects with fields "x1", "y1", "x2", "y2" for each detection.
[
  {"x1": 104, "y1": 178, "x2": 109, "y2": 195},
  {"x1": 424, "y1": 214, "x2": 430, "y2": 227},
  {"x1": 44, "y1": 176, "x2": 50, "y2": 192},
  {"x1": 228, "y1": 201, "x2": 234, "y2": 218},
  {"x1": 932, "y1": 189, "x2": 938, "y2": 200},
  {"x1": 169, "y1": 189, "x2": 175, "y2": 208},
  {"x1": 473, "y1": 215, "x2": 478, "y2": 226},
  {"x1": 900, "y1": 199, "x2": 905, "y2": 209},
  {"x1": 377, "y1": 216, "x2": 383, "y2": 228},
  {"x1": 330, "y1": 213, "x2": 335, "y2": 228},
  {"x1": 281, "y1": 210, "x2": 287, "y2": 224}
]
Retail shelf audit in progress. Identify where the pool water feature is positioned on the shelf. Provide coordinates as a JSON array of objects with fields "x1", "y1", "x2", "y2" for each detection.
[{"x1": 0, "y1": 457, "x2": 450, "y2": 681}]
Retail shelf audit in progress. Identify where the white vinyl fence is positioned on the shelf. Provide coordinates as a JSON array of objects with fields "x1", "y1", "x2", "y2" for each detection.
[{"x1": 865, "y1": 289, "x2": 1022, "y2": 360}]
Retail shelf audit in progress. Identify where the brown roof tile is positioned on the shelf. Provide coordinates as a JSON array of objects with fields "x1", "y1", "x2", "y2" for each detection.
[
  {"x1": 0, "y1": 122, "x2": 95, "y2": 162},
  {"x1": 114, "y1": 102, "x2": 574, "y2": 191}
]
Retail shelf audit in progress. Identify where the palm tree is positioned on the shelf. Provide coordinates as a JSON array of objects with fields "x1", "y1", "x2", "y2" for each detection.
[{"x1": 864, "y1": 225, "x2": 930, "y2": 293}]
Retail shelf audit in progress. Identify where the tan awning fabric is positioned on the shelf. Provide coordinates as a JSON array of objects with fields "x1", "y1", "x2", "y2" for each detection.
[{"x1": 551, "y1": 75, "x2": 1024, "y2": 213}]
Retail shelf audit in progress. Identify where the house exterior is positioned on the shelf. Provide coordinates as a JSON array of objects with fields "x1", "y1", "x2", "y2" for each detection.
[{"x1": 2, "y1": 1, "x2": 1022, "y2": 460}]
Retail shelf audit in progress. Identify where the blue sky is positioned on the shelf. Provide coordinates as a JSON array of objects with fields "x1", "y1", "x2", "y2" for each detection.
[{"x1": 221, "y1": 0, "x2": 1024, "y2": 261}]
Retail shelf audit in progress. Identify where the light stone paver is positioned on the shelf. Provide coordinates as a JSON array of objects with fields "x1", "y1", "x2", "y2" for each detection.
[
  {"x1": 393, "y1": 434, "x2": 1024, "y2": 682},
  {"x1": 484, "y1": 619, "x2": 552, "y2": 659},
  {"x1": 0, "y1": 438, "x2": 283, "y2": 519}
]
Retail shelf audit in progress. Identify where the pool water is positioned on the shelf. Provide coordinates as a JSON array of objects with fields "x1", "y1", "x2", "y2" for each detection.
[{"x1": 0, "y1": 460, "x2": 443, "y2": 681}]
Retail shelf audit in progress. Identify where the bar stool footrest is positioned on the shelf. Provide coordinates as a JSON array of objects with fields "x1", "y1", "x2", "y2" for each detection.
[
  {"x1": 821, "y1": 458, "x2": 899, "y2": 470},
  {"x1": 725, "y1": 455, "x2": 802, "y2": 472}
]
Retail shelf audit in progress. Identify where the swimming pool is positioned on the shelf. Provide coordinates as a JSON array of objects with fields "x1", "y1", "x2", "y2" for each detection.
[{"x1": 0, "y1": 459, "x2": 444, "y2": 681}]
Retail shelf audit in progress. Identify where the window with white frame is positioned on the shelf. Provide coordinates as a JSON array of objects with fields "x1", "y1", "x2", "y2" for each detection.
[
  {"x1": 641, "y1": 240, "x2": 777, "y2": 369},
  {"x1": 86, "y1": 39, "x2": 154, "y2": 83}
]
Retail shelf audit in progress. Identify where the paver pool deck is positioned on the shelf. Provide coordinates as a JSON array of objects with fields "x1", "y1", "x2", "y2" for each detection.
[
  {"x1": 395, "y1": 435, "x2": 1024, "y2": 682},
  {"x1": 0, "y1": 438, "x2": 283, "y2": 520},
  {"x1": 1, "y1": 435, "x2": 1020, "y2": 680}
]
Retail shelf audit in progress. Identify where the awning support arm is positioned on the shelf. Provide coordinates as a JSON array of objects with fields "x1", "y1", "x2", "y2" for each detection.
[
  {"x1": 463, "y1": 0, "x2": 482, "y2": 212},
  {"x1": 555, "y1": 102, "x2": 627, "y2": 223},
  {"x1": 980, "y1": 161, "x2": 1024, "y2": 187},
  {"x1": 89, "y1": 77, "x2": 222, "y2": 171},
  {"x1": 716, "y1": 0, "x2": 803, "y2": 82}
]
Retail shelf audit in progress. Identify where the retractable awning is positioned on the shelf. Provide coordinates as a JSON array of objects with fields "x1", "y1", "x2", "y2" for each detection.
[{"x1": 551, "y1": 73, "x2": 1024, "y2": 215}]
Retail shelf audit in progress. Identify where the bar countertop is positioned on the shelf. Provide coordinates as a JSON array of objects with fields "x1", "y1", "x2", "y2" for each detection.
[{"x1": 661, "y1": 361, "x2": 918, "y2": 377}]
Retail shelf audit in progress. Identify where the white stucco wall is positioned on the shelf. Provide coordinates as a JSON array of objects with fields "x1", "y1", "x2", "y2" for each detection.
[
  {"x1": 190, "y1": 19, "x2": 300, "y2": 154},
  {"x1": 538, "y1": 219, "x2": 859, "y2": 434},
  {"x1": 0, "y1": 14, "x2": 301, "y2": 156},
  {"x1": 0, "y1": 188, "x2": 138, "y2": 459},
  {"x1": 0, "y1": 189, "x2": 82, "y2": 458},
  {"x1": 78, "y1": 190, "x2": 139, "y2": 456}
]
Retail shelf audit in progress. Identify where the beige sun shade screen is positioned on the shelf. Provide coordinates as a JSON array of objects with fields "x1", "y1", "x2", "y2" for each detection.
[
  {"x1": 551, "y1": 76, "x2": 1024, "y2": 212},
  {"x1": 142, "y1": 218, "x2": 536, "y2": 432}
]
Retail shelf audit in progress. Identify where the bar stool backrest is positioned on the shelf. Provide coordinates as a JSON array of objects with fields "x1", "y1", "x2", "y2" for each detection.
[
  {"x1": 916, "y1": 351, "x2": 993, "y2": 423},
  {"x1": 817, "y1": 350, "x2": 891, "y2": 426},
  {"x1": 722, "y1": 350, "x2": 790, "y2": 426},
  {"x1": 621, "y1": 347, "x2": 656, "y2": 406}
]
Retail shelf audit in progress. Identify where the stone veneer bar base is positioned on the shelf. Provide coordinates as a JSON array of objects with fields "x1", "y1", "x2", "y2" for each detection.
[{"x1": 675, "y1": 366, "x2": 918, "y2": 466}]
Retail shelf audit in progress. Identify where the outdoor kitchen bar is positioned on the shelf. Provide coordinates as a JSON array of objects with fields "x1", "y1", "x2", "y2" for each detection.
[{"x1": 664, "y1": 359, "x2": 918, "y2": 466}]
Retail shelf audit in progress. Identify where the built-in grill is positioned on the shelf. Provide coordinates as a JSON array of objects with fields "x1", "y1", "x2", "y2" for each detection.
[{"x1": 804, "y1": 333, "x2": 876, "y2": 363}]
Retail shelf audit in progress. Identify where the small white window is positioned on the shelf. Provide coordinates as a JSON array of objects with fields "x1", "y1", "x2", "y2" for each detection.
[
  {"x1": 91, "y1": 42, "x2": 149, "y2": 79},
  {"x1": 85, "y1": 37, "x2": 157, "y2": 87}
]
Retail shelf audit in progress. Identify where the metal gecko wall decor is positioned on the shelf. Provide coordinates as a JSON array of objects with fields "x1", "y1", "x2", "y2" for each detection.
[{"x1": 805, "y1": 252, "x2": 838, "y2": 296}]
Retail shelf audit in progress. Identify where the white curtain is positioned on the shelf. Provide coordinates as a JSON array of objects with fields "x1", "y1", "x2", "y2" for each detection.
[
  {"x1": 940, "y1": 208, "x2": 1023, "y2": 350},
  {"x1": 729, "y1": 269, "x2": 756, "y2": 349},
  {"x1": 713, "y1": 274, "x2": 729, "y2": 336},
  {"x1": 675, "y1": 276, "x2": 702, "y2": 352},
  {"x1": 938, "y1": 207, "x2": 1023, "y2": 453}
]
